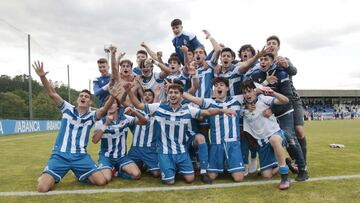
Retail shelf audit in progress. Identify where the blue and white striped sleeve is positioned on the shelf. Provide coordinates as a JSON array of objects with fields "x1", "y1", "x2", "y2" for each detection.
[
  {"x1": 144, "y1": 103, "x2": 160, "y2": 115},
  {"x1": 188, "y1": 106, "x2": 201, "y2": 119}
]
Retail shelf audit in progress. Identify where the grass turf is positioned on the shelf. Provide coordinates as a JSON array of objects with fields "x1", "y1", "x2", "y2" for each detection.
[{"x1": 0, "y1": 120, "x2": 359, "y2": 202}]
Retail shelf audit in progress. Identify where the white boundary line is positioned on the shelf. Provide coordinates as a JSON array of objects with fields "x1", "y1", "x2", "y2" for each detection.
[{"x1": 1, "y1": 174, "x2": 360, "y2": 197}]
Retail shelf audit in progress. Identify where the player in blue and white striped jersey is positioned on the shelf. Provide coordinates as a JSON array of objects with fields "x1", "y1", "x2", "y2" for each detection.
[
  {"x1": 125, "y1": 82, "x2": 236, "y2": 184},
  {"x1": 241, "y1": 81, "x2": 291, "y2": 190},
  {"x1": 128, "y1": 89, "x2": 161, "y2": 178},
  {"x1": 93, "y1": 98, "x2": 147, "y2": 183},
  {"x1": 33, "y1": 61, "x2": 122, "y2": 192},
  {"x1": 183, "y1": 77, "x2": 246, "y2": 182}
]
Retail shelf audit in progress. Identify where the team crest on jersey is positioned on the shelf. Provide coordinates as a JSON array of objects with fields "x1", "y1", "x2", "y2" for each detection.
[{"x1": 183, "y1": 39, "x2": 188, "y2": 45}]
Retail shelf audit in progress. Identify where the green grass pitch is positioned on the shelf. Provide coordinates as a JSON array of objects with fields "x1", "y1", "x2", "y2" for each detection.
[{"x1": 0, "y1": 120, "x2": 360, "y2": 202}]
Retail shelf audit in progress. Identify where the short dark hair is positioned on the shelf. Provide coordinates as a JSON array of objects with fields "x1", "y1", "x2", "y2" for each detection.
[
  {"x1": 165, "y1": 78, "x2": 184, "y2": 86},
  {"x1": 195, "y1": 46, "x2": 207, "y2": 56},
  {"x1": 97, "y1": 58, "x2": 108, "y2": 64},
  {"x1": 168, "y1": 56, "x2": 181, "y2": 65},
  {"x1": 212, "y1": 77, "x2": 229, "y2": 87},
  {"x1": 170, "y1": 52, "x2": 178, "y2": 58},
  {"x1": 80, "y1": 89, "x2": 92, "y2": 99},
  {"x1": 241, "y1": 80, "x2": 256, "y2": 93},
  {"x1": 263, "y1": 53, "x2": 275, "y2": 61},
  {"x1": 144, "y1": 89, "x2": 155, "y2": 97},
  {"x1": 266, "y1": 35, "x2": 280, "y2": 46},
  {"x1": 119, "y1": 59, "x2": 133, "y2": 67},
  {"x1": 238, "y1": 44, "x2": 256, "y2": 59},
  {"x1": 221, "y1": 47, "x2": 235, "y2": 59},
  {"x1": 136, "y1": 50, "x2": 148, "y2": 57},
  {"x1": 168, "y1": 83, "x2": 184, "y2": 94},
  {"x1": 171, "y1": 19, "x2": 182, "y2": 27}
]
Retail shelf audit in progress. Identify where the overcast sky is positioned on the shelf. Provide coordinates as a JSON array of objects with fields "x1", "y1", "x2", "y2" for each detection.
[{"x1": 1, "y1": 0, "x2": 360, "y2": 92}]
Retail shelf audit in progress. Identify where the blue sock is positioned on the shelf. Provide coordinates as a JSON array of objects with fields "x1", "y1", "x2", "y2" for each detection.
[
  {"x1": 198, "y1": 143, "x2": 208, "y2": 172},
  {"x1": 279, "y1": 165, "x2": 289, "y2": 175},
  {"x1": 118, "y1": 171, "x2": 133, "y2": 180}
]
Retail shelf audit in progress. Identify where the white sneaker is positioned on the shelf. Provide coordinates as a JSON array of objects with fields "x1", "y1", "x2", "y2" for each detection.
[{"x1": 249, "y1": 158, "x2": 257, "y2": 173}]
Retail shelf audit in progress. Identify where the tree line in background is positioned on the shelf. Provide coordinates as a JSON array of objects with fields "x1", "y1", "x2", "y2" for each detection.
[{"x1": 0, "y1": 74, "x2": 99, "y2": 120}]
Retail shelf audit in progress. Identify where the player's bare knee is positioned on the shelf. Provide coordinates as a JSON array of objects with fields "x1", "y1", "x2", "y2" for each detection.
[
  {"x1": 184, "y1": 175, "x2": 195, "y2": 183},
  {"x1": 195, "y1": 134, "x2": 205, "y2": 144},
  {"x1": 151, "y1": 171, "x2": 161, "y2": 178},
  {"x1": 261, "y1": 172, "x2": 273, "y2": 179},
  {"x1": 37, "y1": 184, "x2": 50, "y2": 193},
  {"x1": 232, "y1": 173, "x2": 244, "y2": 182},
  {"x1": 132, "y1": 170, "x2": 141, "y2": 180},
  {"x1": 208, "y1": 173, "x2": 218, "y2": 180},
  {"x1": 164, "y1": 181, "x2": 175, "y2": 185},
  {"x1": 94, "y1": 177, "x2": 107, "y2": 186}
]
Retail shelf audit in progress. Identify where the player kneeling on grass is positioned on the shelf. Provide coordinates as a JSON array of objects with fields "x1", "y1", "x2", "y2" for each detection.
[
  {"x1": 128, "y1": 89, "x2": 161, "y2": 178},
  {"x1": 241, "y1": 81, "x2": 291, "y2": 190},
  {"x1": 183, "y1": 77, "x2": 246, "y2": 182},
  {"x1": 125, "y1": 81, "x2": 236, "y2": 184},
  {"x1": 33, "y1": 61, "x2": 121, "y2": 192},
  {"x1": 92, "y1": 98, "x2": 147, "y2": 183}
]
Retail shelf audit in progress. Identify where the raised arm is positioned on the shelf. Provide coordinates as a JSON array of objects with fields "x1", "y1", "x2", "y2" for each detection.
[
  {"x1": 32, "y1": 61, "x2": 63, "y2": 106},
  {"x1": 257, "y1": 86, "x2": 289, "y2": 105},
  {"x1": 95, "y1": 82, "x2": 123, "y2": 119},
  {"x1": 124, "y1": 82, "x2": 145, "y2": 110},
  {"x1": 200, "y1": 108, "x2": 236, "y2": 117},
  {"x1": 92, "y1": 114, "x2": 114, "y2": 144},
  {"x1": 186, "y1": 65, "x2": 199, "y2": 95},
  {"x1": 110, "y1": 45, "x2": 120, "y2": 82},
  {"x1": 183, "y1": 92, "x2": 202, "y2": 106},
  {"x1": 237, "y1": 46, "x2": 270, "y2": 74},
  {"x1": 124, "y1": 107, "x2": 147, "y2": 125},
  {"x1": 203, "y1": 30, "x2": 221, "y2": 64},
  {"x1": 141, "y1": 42, "x2": 160, "y2": 62},
  {"x1": 152, "y1": 59, "x2": 171, "y2": 78}
]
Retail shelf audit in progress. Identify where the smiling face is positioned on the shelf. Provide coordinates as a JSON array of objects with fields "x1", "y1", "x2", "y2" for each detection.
[
  {"x1": 143, "y1": 90, "x2": 154, "y2": 104},
  {"x1": 172, "y1": 25, "x2": 183, "y2": 35},
  {"x1": 98, "y1": 62, "x2": 109, "y2": 76},
  {"x1": 76, "y1": 92, "x2": 92, "y2": 108},
  {"x1": 168, "y1": 87, "x2": 182, "y2": 106},
  {"x1": 213, "y1": 81, "x2": 229, "y2": 100}
]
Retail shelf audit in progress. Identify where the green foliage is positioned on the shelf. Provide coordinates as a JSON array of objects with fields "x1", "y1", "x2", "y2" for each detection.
[
  {"x1": 0, "y1": 92, "x2": 27, "y2": 119},
  {"x1": 33, "y1": 92, "x2": 61, "y2": 120},
  {"x1": 0, "y1": 74, "x2": 100, "y2": 119}
]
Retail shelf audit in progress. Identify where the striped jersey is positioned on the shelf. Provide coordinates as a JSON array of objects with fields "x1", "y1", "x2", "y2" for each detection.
[
  {"x1": 53, "y1": 101, "x2": 98, "y2": 154},
  {"x1": 243, "y1": 95, "x2": 280, "y2": 140},
  {"x1": 130, "y1": 110, "x2": 156, "y2": 147},
  {"x1": 94, "y1": 114, "x2": 136, "y2": 158},
  {"x1": 196, "y1": 61, "x2": 215, "y2": 99},
  {"x1": 166, "y1": 72, "x2": 191, "y2": 92},
  {"x1": 144, "y1": 102, "x2": 201, "y2": 154},
  {"x1": 215, "y1": 63, "x2": 244, "y2": 96},
  {"x1": 200, "y1": 96, "x2": 244, "y2": 144}
]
